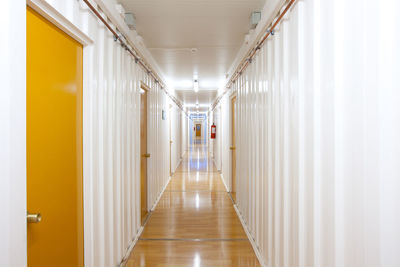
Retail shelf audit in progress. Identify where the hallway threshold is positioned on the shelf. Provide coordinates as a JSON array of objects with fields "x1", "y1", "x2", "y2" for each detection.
[{"x1": 125, "y1": 144, "x2": 261, "y2": 267}]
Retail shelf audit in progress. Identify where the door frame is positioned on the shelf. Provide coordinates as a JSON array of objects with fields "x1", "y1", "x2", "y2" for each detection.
[
  {"x1": 26, "y1": 0, "x2": 93, "y2": 266},
  {"x1": 230, "y1": 92, "x2": 237, "y2": 201},
  {"x1": 169, "y1": 104, "x2": 173, "y2": 176},
  {"x1": 27, "y1": 0, "x2": 93, "y2": 46},
  {"x1": 140, "y1": 81, "x2": 150, "y2": 224},
  {"x1": 196, "y1": 123, "x2": 202, "y2": 137}
]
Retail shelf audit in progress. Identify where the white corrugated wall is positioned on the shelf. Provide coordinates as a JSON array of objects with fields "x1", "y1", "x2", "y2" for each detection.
[
  {"x1": 212, "y1": 106, "x2": 223, "y2": 171},
  {"x1": 182, "y1": 111, "x2": 189, "y2": 155},
  {"x1": 170, "y1": 104, "x2": 182, "y2": 173},
  {"x1": 38, "y1": 1, "x2": 180, "y2": 266},
  {"x1": 211, "y1": 95, "x2": 232, "y2": 191},
  {"x1": 216, "y1": 0, "x2": 400, "y2": 266}
]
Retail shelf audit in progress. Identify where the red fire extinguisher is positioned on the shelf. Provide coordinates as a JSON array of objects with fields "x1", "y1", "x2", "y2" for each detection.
[{"x1": 211, "y1": 123, "x2": 216, "y2": 139}]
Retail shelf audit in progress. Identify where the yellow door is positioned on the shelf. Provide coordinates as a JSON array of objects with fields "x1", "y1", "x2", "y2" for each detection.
[
  {"x1": 196, "y1": 124, "x2": 201, "y2": 137},
  {"x1": 140, "y1": 84, "x2": 149, "y2": 224},
  {"x1": 27, "y1": 7, "x2": 84, "y2": 267},
  {"x1": 231, "y1": 96, "x2": 237, "y2": 202}
]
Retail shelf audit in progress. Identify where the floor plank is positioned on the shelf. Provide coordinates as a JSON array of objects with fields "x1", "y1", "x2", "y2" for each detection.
[{"x1": 126, "y1": 144, "x2": 260, "y2": 266}]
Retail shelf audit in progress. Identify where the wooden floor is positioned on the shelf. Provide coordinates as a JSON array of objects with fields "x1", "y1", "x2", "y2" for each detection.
[{"x1": 126, "y1": 143, "x2": 260, "y2": 266}]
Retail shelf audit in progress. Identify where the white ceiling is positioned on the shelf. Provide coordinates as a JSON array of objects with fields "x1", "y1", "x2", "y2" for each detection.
[
  {"x1": 176, "y1": 90, "x2": 216, "y2": 112},
  {"x1": 120, "y1": 0, "x2": 265, "y2": 106}
]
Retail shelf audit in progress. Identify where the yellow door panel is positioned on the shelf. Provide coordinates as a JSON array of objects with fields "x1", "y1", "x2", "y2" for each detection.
[
  {"x1": 196, "y1": 124, "x2": 201, "y2": 137},
  {"x1": 27, "y1": 6, "x2": 83, "y2": 267}
]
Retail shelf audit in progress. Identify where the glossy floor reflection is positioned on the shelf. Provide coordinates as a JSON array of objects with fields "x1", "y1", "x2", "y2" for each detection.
[{"x1": 127, "y1": 143, "x2": 260, "y2": 266}]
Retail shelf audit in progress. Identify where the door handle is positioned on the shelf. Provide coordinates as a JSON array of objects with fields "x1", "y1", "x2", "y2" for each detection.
[
  {"x1": 142, "y1": 153, "x2": 151, "y2": 158},
  {"x1": 230, "y1": 146, "x2": 236, "y2": 150},
  {"x1": 170, "y1": 140, "x2": 173, "y2": 144},
  {"x1": 27, "y1": 212, "x2": 42, "y2": 223}
]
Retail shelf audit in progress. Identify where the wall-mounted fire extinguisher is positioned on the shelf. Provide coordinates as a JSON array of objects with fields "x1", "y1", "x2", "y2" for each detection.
[{"x1": 211, "y1": 123, "x2": 216, "y2": 139}]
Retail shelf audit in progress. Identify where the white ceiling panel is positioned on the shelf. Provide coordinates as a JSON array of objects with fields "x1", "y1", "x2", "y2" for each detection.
[{"x1": 120, "y1": 0, "x2": 265, "y2": 103}]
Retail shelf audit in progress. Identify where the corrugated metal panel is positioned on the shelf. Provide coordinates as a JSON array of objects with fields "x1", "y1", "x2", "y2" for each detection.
[
  {"x1": 217, "y1": 0, "x2": 400, "y2": 266},
  {"x1": 170, "y1": 104, "x2": 182, "y2": 173},
  {"x1": 42, "y1": 1, "x2": 178, "y2": 266}
]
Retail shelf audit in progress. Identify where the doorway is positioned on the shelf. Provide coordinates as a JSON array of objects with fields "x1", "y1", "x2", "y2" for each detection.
[
  {"x1": 230, "y1": 96, "x2": 237, "y2": 202},
  {"x1": 27, "y1": 6, "x2": 84, "y2": 267},
  {"x1": 196, "y1": 124, "x2": 202, "y2": 137},
  {"x1": 140, "y1": 83, "x2": 149, "y2": 224},
  {"x1": 169, "y1": 104, "x2": 173, "y2": 176}
]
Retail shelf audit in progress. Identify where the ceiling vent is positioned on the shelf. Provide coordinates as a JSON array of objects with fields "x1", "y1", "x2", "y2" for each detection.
[
  {"x1": 125, "y1": 13, "x2": 136, "y2": 30},
  {"x1": 250, "y1": 11, "x2": 261, "y2": 28}
]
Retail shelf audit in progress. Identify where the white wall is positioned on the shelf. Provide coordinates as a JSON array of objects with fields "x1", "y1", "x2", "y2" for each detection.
[
  {"x1": 220, "y1": 94, "x2": 232, "y2": 190},
  {"x1": 211, "y1": 96, "x2": 232, "y2": 190},
  {"x1": 169, "y1": 103, "x2": 183, "y2": 173},
  {"x1": 201, "y1": 117, "x2": 208, "y2": 145},
  {"x1": 208, "y1": 111, "x2": 213, "y2": 156},
  {"x1": 40, "y1": 2, "x2": 171, "y2": 266},
  {"x1": 3, "y1": 0, "x2": 179, "y2": 266},
  {"x1": 0, "y1": 1, "x2": 27, "y2": 267},
  {"x1": 217, "y1": 0, "x2": 400, "y2": 266},
  {"x1": 40, "y1": 1, "x2": 169, "y2": 266},
  {"x1": 212, "y1": 107, "x2": 222, "y2": 171},
  {"x1": 181, "y1": 111, "x2": 188, "y2": 155}
]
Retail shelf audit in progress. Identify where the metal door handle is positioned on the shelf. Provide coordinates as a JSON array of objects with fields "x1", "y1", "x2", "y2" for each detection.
[
  {"x1": 27, "y1": 212, "x2": 42, "y2": 223},
  {"x1": 170, "y1": 140, "x2": 173, "y2": 144},
  {"x1": 142, "y1": 153, "x2": 151, "y2": 158},
  {"x1": 230, "y1": 146, "x2": 236, "y2": 150}
]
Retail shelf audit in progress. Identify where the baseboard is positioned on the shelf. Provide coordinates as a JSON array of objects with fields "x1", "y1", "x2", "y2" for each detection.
[
  {"x1": 119, "y1": 174, "x2": 172, "y2": 267},
  {"x1": 172, "y1": 158, "x2": 182, "y2": 174},
  {"x1": 213, "y1": 159, "x2": 266, "y2": 266},
  {"x1": 220, "y1": 173, "x2": 229, "y2": 193},
  {"x1": 151, "y1": 175, "x2": 172, "y2": 212},
  {"x1": 118, "y1": 225, "x2": 144, "y2": 267},
  {"x1": 211, "y1": 157, "x2": 221, "y2": 172},
  {"x1": 213, "y1": 158, "x2": 229, "y2": 193},
  {"x1": 233, "y1": 204, "x2": 267, "y2": 267}
]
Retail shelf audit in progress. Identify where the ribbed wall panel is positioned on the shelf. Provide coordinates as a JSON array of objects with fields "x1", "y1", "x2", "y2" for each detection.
[
  {"x1": 215, "y1": 0, "x2": 400, "y2": 266},
  {"x1": 170, "y1": 104, "x2": 182, "y2": 173},
  {"x1": 41, "y1": 1, "x2": 178, "y2": 266},
  {"x1": 212, "y1": 107, "x2": 223, "y2": 171}
]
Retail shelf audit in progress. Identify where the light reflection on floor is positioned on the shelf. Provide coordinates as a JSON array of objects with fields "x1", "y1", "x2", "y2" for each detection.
[{"x1": 126, "y1": 141, "x2": 261, "y2": 266}]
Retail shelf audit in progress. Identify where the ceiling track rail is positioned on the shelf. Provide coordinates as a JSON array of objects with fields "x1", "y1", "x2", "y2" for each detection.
[
  {"x1": 211, "y1": 0, "x2": 296, "y2": 111},
  {"x1": 83, "y1": 0, "x2": 189, "y2": 117},
  {"x1": 83, "y1": 0, "x2": 164, "y2": 87}
]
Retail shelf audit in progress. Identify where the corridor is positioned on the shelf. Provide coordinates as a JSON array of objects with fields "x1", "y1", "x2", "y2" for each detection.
[
  {"x1": 2, "y1": 0, "x2": 400, "y2": 267},
  {"x1": 126, "y1": 142, "x2": 260, "y2": 266}
]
